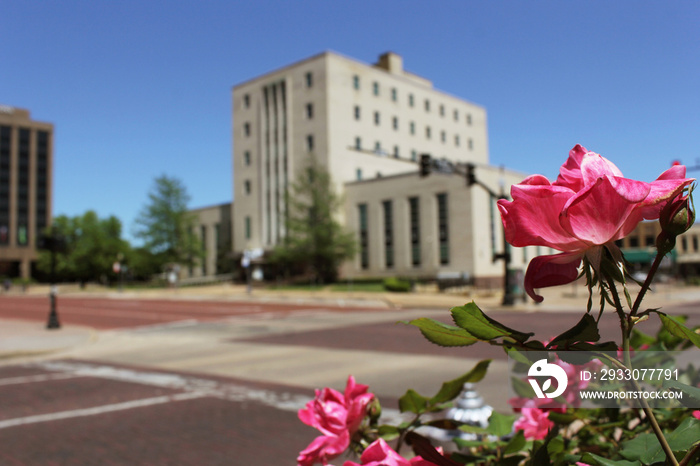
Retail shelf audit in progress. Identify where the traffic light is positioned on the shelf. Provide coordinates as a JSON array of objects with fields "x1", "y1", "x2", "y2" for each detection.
[
  {"x1": 419, "y1": 154, "x2": 432, "y2": 177},
  {"x1": 466, "y1": 163, "x2": 476, "y2": 186}
]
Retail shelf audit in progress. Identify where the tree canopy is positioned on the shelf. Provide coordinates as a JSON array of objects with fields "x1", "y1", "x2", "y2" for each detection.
[
  {"x1": 37, "y1": 211, "x2": 129, "y2": 283},
  {"x1": 133, "y1": 174, "x2": 202, "y2": 270},
  {"x1": 271, "y1": 157, "x2": 356, "y2": 283}
]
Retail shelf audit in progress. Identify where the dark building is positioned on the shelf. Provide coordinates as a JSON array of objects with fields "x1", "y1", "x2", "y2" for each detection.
[{"x1": 0, "y1": 105, "x2": 53, "y2": 279}]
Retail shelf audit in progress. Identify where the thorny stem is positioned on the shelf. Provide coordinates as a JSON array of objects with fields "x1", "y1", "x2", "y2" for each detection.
[
  {"x1": 630, "y1": 248, "x2": 666, "y2": 318},
  {"x1": 607, "y1": 277, "x2": 679, "y2": 466},
  {"x1": 679, "y1": 442, "x2": 700, "y2": 466}
]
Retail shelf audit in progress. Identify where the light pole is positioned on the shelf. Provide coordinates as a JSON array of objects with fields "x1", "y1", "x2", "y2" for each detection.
[{"x1": 39, "y1": 232, "x2": 66, "y2": 329}]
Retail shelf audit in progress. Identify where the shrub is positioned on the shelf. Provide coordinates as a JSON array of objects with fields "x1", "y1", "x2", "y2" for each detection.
[{"x1": 382, "y1": 277, "x2": 411, "y2": 292}]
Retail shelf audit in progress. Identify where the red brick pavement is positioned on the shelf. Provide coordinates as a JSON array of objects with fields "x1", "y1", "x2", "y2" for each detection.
[{"x1": 0, "y1": 360, "x2": 329, "y2": 466}]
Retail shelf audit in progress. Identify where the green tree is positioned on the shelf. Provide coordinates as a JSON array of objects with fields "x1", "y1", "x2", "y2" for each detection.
[
  {"x1": 133, "y1": 175, "x2": 202, "y2": 270},
  {"x1": 271, "y1": 157, "x2": 356, "y2": 283},
  {"x1": 37, "y1": 211, "x2": 130, "y2": 283}
]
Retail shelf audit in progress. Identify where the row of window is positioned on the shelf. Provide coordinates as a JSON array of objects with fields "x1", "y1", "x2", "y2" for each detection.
[
  {"x1": 358, "y1": 194, "x2": 449, "y2": 270},
  {"x1": 353, "y1": 74, "x2": 473, "y2": 123}
]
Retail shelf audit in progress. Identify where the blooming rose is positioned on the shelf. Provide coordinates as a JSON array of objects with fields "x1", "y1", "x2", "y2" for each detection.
[
  {"x1": 693, "y1": 410, "x2": 700, "y2": 420},
  {"x1": 298, "y1": 376, "x2": 375, "y2": 466},
  {"x1": 342, "y1": 439, "x2": 438, "y2": 466},
  {"x1": 513, "y1": 401, "x2": 554, "y2": 440},
  {"x1": 497, "y1": 144, "x2": 693, "y2": 302}
]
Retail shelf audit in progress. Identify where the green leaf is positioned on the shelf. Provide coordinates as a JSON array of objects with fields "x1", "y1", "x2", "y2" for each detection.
[
  {"x1": 377, "y1": 425, "x2": 400, "y2": 441},
  {"x1": 503, "y1": 430, "x2": 526, "y2": 455},
  {"x1": 399, "y1": 389, "x2": 428, "y2": 414},
  {"x1": 486, "y1": 411, "x2": 516, "y2": 437},
  {"x1": 430, "y1": 359, "x2": 491, "y2": 405},
  {"x1": 451, "y1": 302, "x2": 534, "y2": 342},
  {"x1": 547, "y1": 313, "x2": 600, "y2": 348},
  {"x1": 663, "y1": 379, "x2": 700, "y2": 406},
  {"x1": 582, "y1": 452, "x2": 641, "y2": 466},
  {"x1": 404, "y1": 318, "x2": 478, "y2": 347},
  {"x1": 655, "y1": 312, "x2": 700, "y2": 348},
  {"x1": 621, "y1": 417, "x2": 700, "y2": 464},
  {"x1": 546, "y1": 437, "x2": 564, "y2": 455}
]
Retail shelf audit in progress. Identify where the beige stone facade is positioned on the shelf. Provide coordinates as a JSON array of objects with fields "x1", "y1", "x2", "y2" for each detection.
[
  {"x1": 231, "y1": 51, "x2": 488, "y2": 256},
  {"x1": 0, "y1": 105, "x2": 53, "y2": 279},
  {"x1": 187, "y1": 203, "x2": 232, "y2": 278},
  {"x1": 342, "y1": 165, "x2": 548, "y2": 286},
  {"x1": 191, "y1": 51, "x2": 544, "y2": 284}
]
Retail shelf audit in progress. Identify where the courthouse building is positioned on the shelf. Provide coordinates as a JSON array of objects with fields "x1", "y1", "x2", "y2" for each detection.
[
  {"x1": 0, "y1": 106, "x2": 53, "y2": 279},
  {"x1": 192, "y1": 51, "x2": 549, "y2": 287}
]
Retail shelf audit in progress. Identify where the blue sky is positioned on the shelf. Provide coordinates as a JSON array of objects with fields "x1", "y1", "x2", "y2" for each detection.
[{"x1": 3, "y1": 1, "x2": 699, "y2": 241}]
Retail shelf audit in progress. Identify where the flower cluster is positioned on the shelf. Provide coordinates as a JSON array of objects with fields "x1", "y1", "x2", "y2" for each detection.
[
  {"x1": 497, "y1": 144, "x2": 693, "y2": 302},
  {"x1": 342, "y1": 439, "x2": 436, "y2": 466},
  {"x1": 297, "y1": 376, "x2": 375, "y2": 466},
  {"x1": 509, "y1": 354, "x2": 599, "y2": 440}
]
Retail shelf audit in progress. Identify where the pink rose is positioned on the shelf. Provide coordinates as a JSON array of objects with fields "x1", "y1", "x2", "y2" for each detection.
[
  {"x1": 513, "y1": 401, "x2": 554, "y2": 440},
  {"x1": 693, "y1": 410, "x2": 700, "y2": 420},
  {"x1": 497, "y1": 145, "x2": 693, "y2": 302},
  {"x1": 298, "y1": 376, "x2": 375, "y2": 466},
  {"x1": 342, "y1": 439, "x2": 437, "y2": 466}
]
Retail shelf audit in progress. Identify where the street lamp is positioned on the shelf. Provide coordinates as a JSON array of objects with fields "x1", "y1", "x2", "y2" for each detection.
[{"x1": 38, "y1": 231, "x2": 67, "y2": 329}]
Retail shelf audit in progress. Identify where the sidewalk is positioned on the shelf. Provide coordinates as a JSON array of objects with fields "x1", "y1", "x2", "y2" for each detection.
[
  {"x1": 0, "y1": 318, "x2": 95, "y2": 360},
  {"x1": 1, "y1": 281, "x2": 698, "y2": 363}
]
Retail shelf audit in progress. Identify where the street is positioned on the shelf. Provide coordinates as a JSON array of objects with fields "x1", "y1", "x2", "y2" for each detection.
[{"x1": 0, "y1": 293, "x2": 698, "y2": 465}]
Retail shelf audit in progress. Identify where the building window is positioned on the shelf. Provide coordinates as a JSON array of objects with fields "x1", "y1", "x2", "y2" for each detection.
[
  {"x1": 354, "y1": 105, "x2": 361, "y2": 120},
  {"x1": 392, "y1": 116, "x2": 398, "y2": 130},
  {"x1": 424, "y1": 99, "x2": 430, "y2": 112},
  {"x1": 245, "y1": 216, "x2": 251, "y2": 240},
  {"x1": 439, "y1": 104, "x2": 445, "y2": 116},
  {"x1": 306, "y1": 103, "x2": 313, "y2": 119},
  {"x1": 374, "y1": 141, "x2": 382, "y2": 154},
  {"x1": 694, "y1": 236, "x2": 698, "y2": 252},
  {"x1": 409, "y1": 197, "x2": 420, "y2": 266},
  {"x1": 359, "y1": 204, "x2": 369, "y2": 269},
  {"x1": 244, "y1": 150, "x2": 251, "y2": 166},
  {"x1": 383, "y1": 200, "x2": 394, "y2": 269},
  {"x1": 411, "y1": 150, "x2": 417, "y2": 161},
  {"x1": 356, "y1": 168, "x2": 362, "y2": 181},
  {"x1": 393, "y1": 145, "x2": 399, "y2": 158},
  {"x1": 682, "y1": 236, "x2": 688, "y2": 252},
  {"x1": 244, "y1": 180, "x2": 251, "y2": 195},
  {"x1": 630, "y1": 237, "x2": 639, "y2": 247},
  {"x1": 409, "y1": 94, "x2": 414, "y2": 107},
  {"x1": 243, "y1": 94, "x2": 250, "y2": 109},
  {"x1": 441, "y1": 131, "x2": 446, "y2": 143},
  {"x1": 426, "y1": 126, "x2": 431, "y2": 139},
  {"x1": 466, "y1": 113, "x2": 472, "y2": 125},
  {"x1": 437, "y1": 193, "x2": 449, "y2": 265},
  {"x1": 353, "y1": 75, "x2": 360, "y2": 90},
  {"x1": 355, "y1": 137, "x2": 362, "y2": 150},
  {"x1": 468, "y1": 138, "x2": 473, "y2": 150},
  {"x1": 455, "y1": 135, "x2": 460, "y2": 147},
  {"x1": 391, "y1": 88, "x2": 397, "y2": 102},
  {"x1": 306, "y1": 134, "x2": 314, "y2": 152},
  {"x1": 645, "y1": 235, "x2": 655, "y2": 247},
  {"x1": 17, "y1": 128, "x2": 29, "y2": 246},
  {"x1": 305, "y1": 72, "x2": 313, "y2": 88},
  {"x1": 0, "y1": 125, "x2": 10, "y2": 245},
  {"x1": 374, "y1": 111, "x2": 380, "y2": 126},
  {"x1": 410, "y1": 121, "x2": 415, "y2": 135},
  {"x1": 454, "y1": 109, "x2": 459, "y2": 121},
  {"x1": 200, "y1": 225, "x2": 207, "y2": 276},
  {"x1": 373, "y1": 81, "x2": 379, "y2": 96},
  {"x1": 244, "y1": 122, "x2": 251, "y2": 137}
]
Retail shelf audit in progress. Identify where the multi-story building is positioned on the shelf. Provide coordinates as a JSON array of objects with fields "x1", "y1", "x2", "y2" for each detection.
[
  {"x1": 0, "y1": 105, "x2": 53, "y2": 279},
  {"x1": 232, "y1": 51, "x2": 488, "y2": 254},
  {"x1": 192, "y1": 51, "x2": 544, "y2": 287}
]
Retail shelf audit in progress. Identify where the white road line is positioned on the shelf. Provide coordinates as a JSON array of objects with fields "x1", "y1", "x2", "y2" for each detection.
[
  {"x1": 0, "y1": 373, "x2": 81, "y2": 386},
  {"x1": 0, "y1": 392, "x2": 204, "y2": 430}
]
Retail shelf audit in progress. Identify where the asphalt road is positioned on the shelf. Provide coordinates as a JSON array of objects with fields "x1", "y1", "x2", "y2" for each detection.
[{"x1": 0, "y1": 295, "x2": 698, "y2": 465}]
